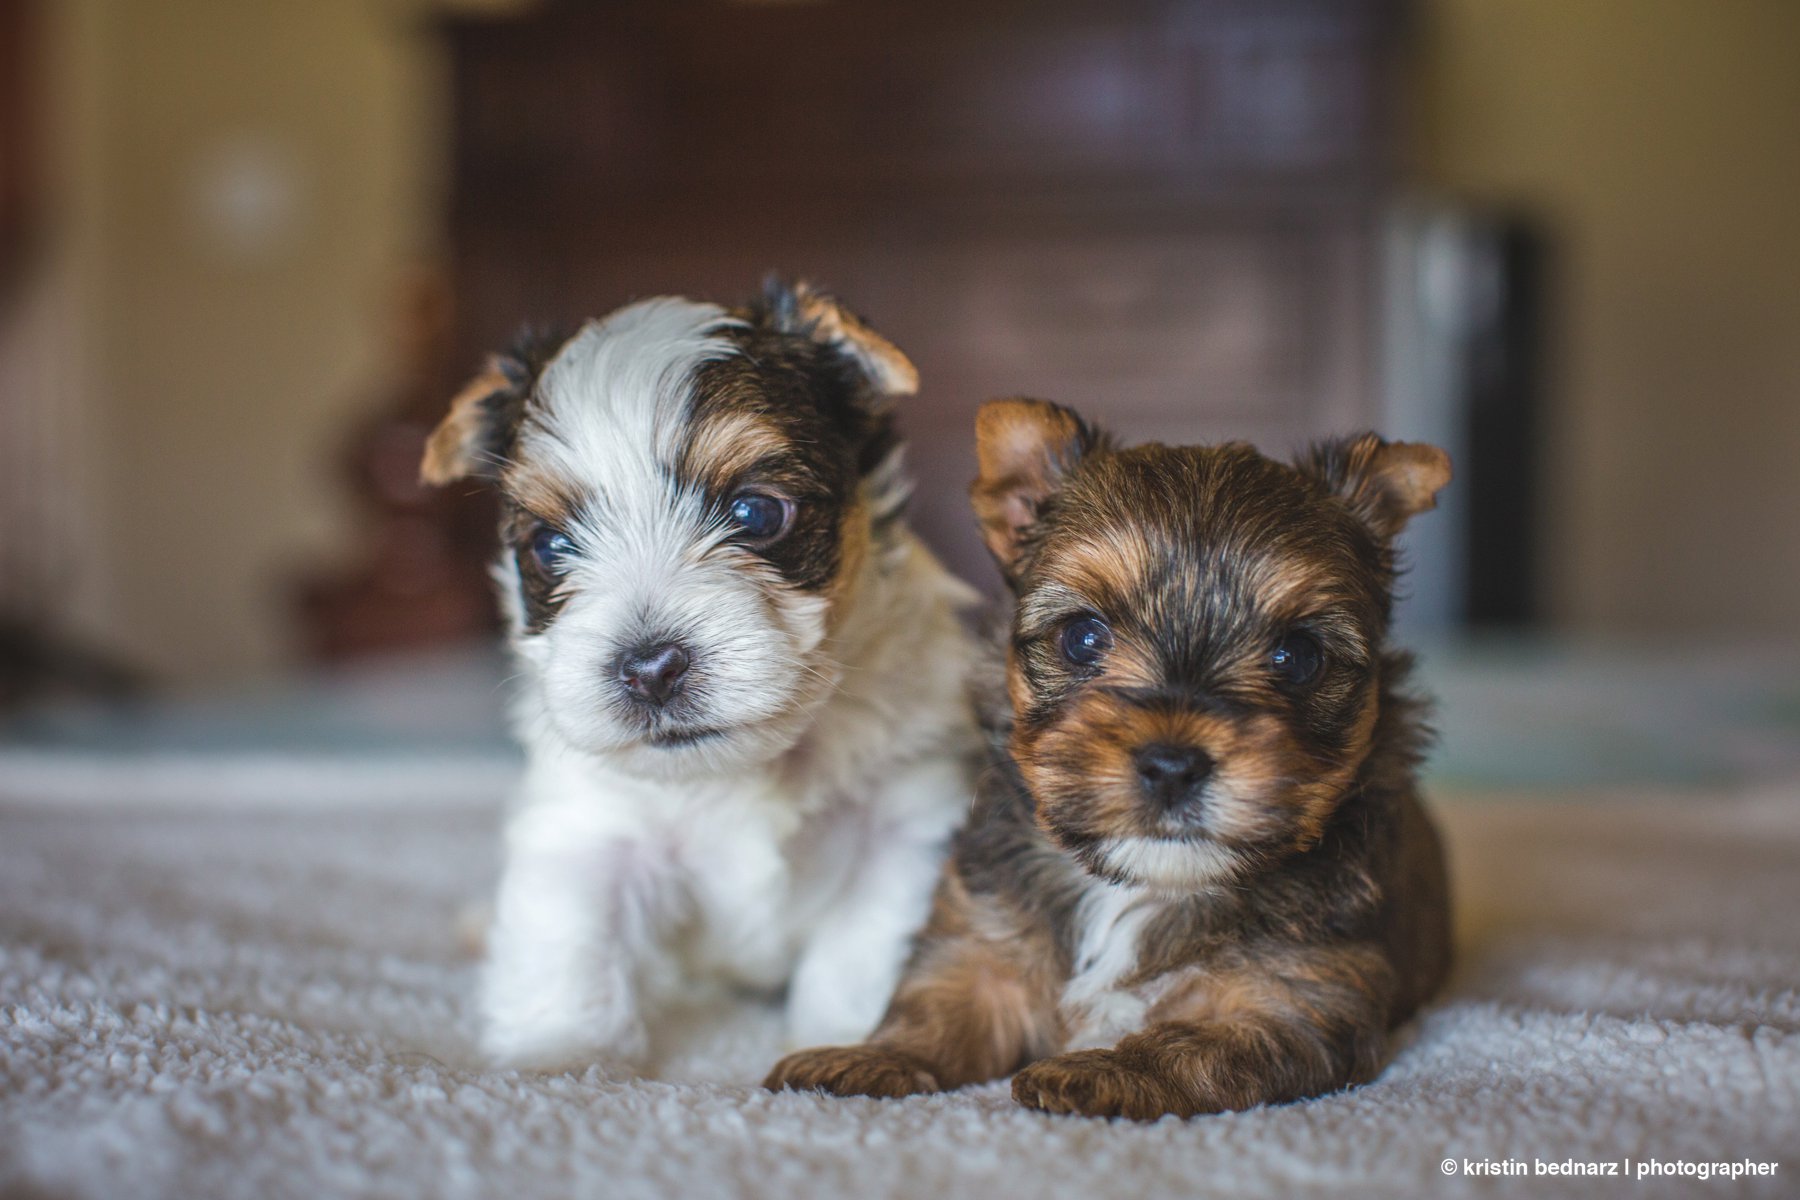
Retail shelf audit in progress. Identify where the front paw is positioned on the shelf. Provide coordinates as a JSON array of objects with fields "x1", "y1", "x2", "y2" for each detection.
[
  {"x1": 1012, "y1": 1049, "x2": 1189, "y2": 1121},
  {"x1": 479, "y1": 984, "x2": 648, "y2": 1071},
  {"x1": 480, "y1": 1020, "x2": 647, "y2": 1073},
  {"x1": 764, "y1": 1045, "x2": 941, "y2": 1099},
  {"x1": 479, "y1": 955, "x2": 648, "y2": 1071}
]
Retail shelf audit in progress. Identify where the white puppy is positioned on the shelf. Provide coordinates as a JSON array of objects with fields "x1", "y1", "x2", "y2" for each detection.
[{"x1": 422, "y1": 281, "x2": 977, "y2": 1070}]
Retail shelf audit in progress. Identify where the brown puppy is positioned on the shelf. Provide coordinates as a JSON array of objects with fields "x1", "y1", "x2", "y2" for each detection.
[{"x1": 766, "y1": 398, "x2": 1453, "y2": 1120}]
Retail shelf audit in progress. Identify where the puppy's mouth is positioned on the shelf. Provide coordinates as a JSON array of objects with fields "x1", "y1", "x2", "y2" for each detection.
[{"x1": 643, "y1": 725, "x2": 731, "y2": 749}]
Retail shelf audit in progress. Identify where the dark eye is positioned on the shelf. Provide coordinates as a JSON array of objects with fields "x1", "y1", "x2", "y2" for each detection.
[
  {"x1": 528, "y1": 526, "x2": 576, "y2": 575},
  {"x1": 727, "y1": 492, "x2": 792, "y2": 544},
  {"x1": 1059, "y1": 615, "x2": 1113, "y2": 668},
  {"x1": 1270, "y1": 631, "x2": 1324, "y2": 687}
]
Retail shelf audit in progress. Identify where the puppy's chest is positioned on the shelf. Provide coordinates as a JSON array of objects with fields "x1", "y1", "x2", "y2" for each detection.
[
  {"x1": 1056, "y1": 885, "x2": 1207, "y2": 1050},
  {"x1": 672, "y1": 787, "x2": 862, "y2": 986}
]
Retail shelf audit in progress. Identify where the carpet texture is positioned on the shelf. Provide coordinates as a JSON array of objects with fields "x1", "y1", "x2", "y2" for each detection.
[{"x1": 2, "y1": 773, "x2": 1797, "y2": 1199}]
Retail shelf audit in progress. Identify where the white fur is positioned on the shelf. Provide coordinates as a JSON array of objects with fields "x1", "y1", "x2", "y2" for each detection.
[
  {"x1": 1094, "y1": 834, "x2": 1246, "y2": 894},
  {"x1": 478, "y1": 298, "x2": 979, "y2": 1070},
  {"x1": 1057, "y1": 839, "x2": 1246, "y2": 1050},
  {"x1": 1059, "y1": 881, "x2": 1165, "y2": 1050},
  {"x1": 506, "y1": 300, "x2": 830, "y2": 776}
]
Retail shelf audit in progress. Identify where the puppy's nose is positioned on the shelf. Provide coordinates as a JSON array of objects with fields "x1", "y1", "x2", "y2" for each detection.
[
  {"x1": 1133, "y1": 743, "x2": 1214, "y2": 813},
  {"x1": 617, "y1": 642, "x2": 691, "y2": 707}
]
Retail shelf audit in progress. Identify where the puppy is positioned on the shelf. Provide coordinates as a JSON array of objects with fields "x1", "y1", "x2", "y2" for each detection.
[
  {"x1": 767, "y1": 398, "x2": 1453, "y2": 1119},
  {"x1": 422, "y1": 281, "x2": 978, "y2": 1069}
]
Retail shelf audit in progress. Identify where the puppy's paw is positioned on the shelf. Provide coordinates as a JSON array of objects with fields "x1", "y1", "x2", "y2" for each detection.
[
  {"x1": 1012, "y1": 1049, "x2": 1191, "y2": 1121},
  {"x1": 479, "y1": 953, "x2": 648, "y2": 1072},
  {"x1": 764, "y1": 1045, "x2": 941, "y2": 1099},
  {"x1": 480, "y1": 1026, "x2": 647, "y2": 1074},
  {"x1": 478, "y1": 1001, "x2": 648, "y2": 1073}
]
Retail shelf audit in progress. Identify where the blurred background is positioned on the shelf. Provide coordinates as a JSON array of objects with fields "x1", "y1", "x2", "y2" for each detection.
[{"x1": 1, "y1": 0, "x2": 1797, "y2": 793}]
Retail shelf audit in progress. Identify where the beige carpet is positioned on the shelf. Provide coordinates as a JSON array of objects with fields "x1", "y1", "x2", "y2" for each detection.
[{"x1": 1, "y1": 766, "x2": 1796, "y2": 1199}]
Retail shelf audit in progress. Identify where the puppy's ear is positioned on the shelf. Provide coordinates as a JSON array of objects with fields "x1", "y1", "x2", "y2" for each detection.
[
  {"x1": 1299, "y1": 433, "x2": 1452, "y2": 539},
  {"x1": 420, "y1": 328, "x2": 569, "y2": 486},
  {"x1": 419, "y1": 362, "x2": 522, "y2": 485},
  {"x1": 764, "y1": 276, "x2": 918, "y2": 400},
  {"x1": 971, "y1": 397, "x2": 1106, "y2": 578}
]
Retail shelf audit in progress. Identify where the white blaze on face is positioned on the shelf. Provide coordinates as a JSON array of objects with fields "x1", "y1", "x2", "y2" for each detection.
[{"x1": 504, "y1": 297, "x2": 836, "y2": 777}]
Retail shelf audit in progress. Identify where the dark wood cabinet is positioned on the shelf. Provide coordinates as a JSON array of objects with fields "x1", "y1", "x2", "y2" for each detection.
[{"x1": 445, "y1": 0, "x2": 1404, "y2": 586}]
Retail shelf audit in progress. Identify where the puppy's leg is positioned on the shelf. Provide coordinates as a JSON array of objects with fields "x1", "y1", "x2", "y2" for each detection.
[
  {"x1": 768, "y1": 874, "x2": 1056, "y2": 1099},
  {"x1": 784, "y1": 829, "x2": 944, "y2": 1048},
  {"x1": 479, "y1": 808, "x2": 682, "y2": 1070},
  {"x1": 1013, "y1": 944, "x2": 1393, "y2": 1120},
  {"x1": 785, "y1": 764, "x2": 963, "y2": 1046}
]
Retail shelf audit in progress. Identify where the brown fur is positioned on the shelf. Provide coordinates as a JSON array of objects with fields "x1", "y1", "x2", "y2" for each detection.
[
  {"x1": 823, "y1": 497, "x2": 873, "y2": 617},
  {"x1": 767, "y1": 399, "x2": 1454, "y2": 1120},
  {"x1": 1016, "y1": 942, "x2": 1395, "y2": 1119},
  {"x1": 766, "y1": 872, "x2": 1063, "y2": 1096}
]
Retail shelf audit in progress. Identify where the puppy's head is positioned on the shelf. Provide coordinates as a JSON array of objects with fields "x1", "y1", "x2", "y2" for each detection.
[
  {"x1": 971, "y1": 399, "x2": 1450, "y2": 893},
  {"x1": 422, "y1": 280, "x2": 918, "y2": 778}
]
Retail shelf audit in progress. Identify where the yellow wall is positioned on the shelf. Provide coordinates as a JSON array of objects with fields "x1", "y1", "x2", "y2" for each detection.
[
  {"x1": 46, "y1": 0, "x2": 447, "y2": 681},
  {"x1": 1413, "y1": 0, "x2": 1800, "y2": 632}
]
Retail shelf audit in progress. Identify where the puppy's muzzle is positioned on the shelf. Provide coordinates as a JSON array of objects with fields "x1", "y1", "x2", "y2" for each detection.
[
  {"x1": 616, "y1": 641, "x2": 692, "y2": 708},
  {"x1": 1133, "y1": 742, "x2": 1213, "y2": 816}
]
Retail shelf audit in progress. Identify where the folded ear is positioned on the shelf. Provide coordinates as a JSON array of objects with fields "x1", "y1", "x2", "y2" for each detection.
[
  {"x1": 1299, "y1": 433, "x2": 1453, "y2": 540},
  {"x1": 764, "y1": 277, "x2": 918, "y2": 400},
  {"x1": 971, "y1": 397, "x2": 1107, "y2": 579},
  {"x1": 419, "y1": 362, "x2": 521, "y2": 486},
  {"x1": 420, "y1": 328, "x2": 569, "y2": 486}
]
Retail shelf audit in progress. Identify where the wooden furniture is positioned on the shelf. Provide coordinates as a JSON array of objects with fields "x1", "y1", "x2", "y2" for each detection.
[
  {"x1": 293, "y1": 275, "x2": 501, "y2": 661},
  {"x1": 0, "y1": 0, "x2": 36, "y2": 298},
  {"x1": 444, "y1": 0, "x2": 1405, "y2": 588}
]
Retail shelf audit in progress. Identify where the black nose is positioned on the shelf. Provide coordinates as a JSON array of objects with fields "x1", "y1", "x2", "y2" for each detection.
[
  {"x1": 1134, "y1": 743, "x2": 1214, "y2": 813},
  {"x1": 617, "y1": 642, "x2": 691, "y2": 707}
]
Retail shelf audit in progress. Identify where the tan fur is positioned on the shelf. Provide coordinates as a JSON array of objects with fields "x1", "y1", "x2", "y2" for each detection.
[
  {"x1": 1242, "y1": 556, "x2": 1374, "y2": 634},
  {"x1": 421, "y1": 365, "x2": 512, "y2": 485},
  {"x1": 1033, "y1": 529, "x2": 1158, "y2": 622},
  {"x1": 679, "y1": 409, "x2": 793, "y2": 498},
  {"x1": 823, "y1": 497, "x2": 872, "y2": 622},
  {"x1": 495, "y1": 460, "x2": 580, "y2": 532},
  {"x1": 1015, "y1": 689, "x2": 1378, "y2": 853},
  {"x1": 1333, "y1": 434, "x2": 1453, "y2": 538},
  {"x1": 790, "y1": 282, "x2": 919, "y2": 398},
  {"x1": 970, "y1": 398, "x2": 1096, "y2": 572}
]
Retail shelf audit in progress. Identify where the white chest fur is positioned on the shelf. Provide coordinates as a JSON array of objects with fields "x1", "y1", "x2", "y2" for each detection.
[
  {"x1": 502, "y1": 734, "x2": 920, "y2": 990},
  {"x1": 1059, "y1": 881, "x2": 1172, "y2": 1051}
]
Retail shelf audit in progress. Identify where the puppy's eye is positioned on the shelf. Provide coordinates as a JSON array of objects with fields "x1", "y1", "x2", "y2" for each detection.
[
  {"x1": 727, "y1": 492, "x2": 793, "y2": 545},
  {"x1": 528, "y1": 526, "x2": 576, "y2": 575},
  {"x1": 1270, "y1": 631, "x2": 1324, "y2": 687},
  {"x1": 1059, "y1": 615, "x2": 1113, "y2": 668}
]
